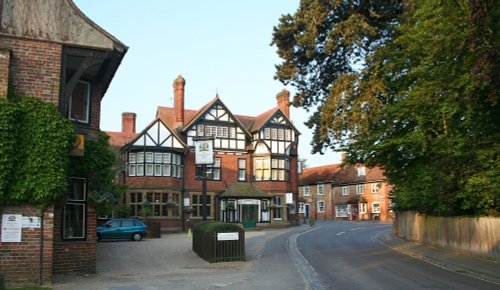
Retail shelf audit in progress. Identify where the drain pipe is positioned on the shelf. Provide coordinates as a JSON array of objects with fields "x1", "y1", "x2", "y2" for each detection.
[{"x1": 38, "y1": 210, "x2": 44, "y2": 286}]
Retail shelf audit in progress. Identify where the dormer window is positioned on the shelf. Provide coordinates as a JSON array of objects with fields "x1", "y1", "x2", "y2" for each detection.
[
  {"x1": 69, "y1": 80, "x2": 91, "y2": 123},
  {"x1": 357, "y1": 166, "x2": 366, "y2": 176}
]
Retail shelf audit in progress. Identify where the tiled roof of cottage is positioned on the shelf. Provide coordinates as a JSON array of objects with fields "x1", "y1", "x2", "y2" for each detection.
[
  {"x1": 299, "y1": 164, "x2": 341, "y2": 186},
  {"x1": 219, "y1": 182, "x2": 272, "y2": 198},
  {"x1": 106, "y1": 131, "x2": 137, "y2": 148},
  {"x1": 332, "y1": 165, "x2": 386, "y2": 185}
]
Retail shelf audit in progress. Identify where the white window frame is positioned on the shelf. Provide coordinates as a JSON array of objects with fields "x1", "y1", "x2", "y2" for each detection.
[
  {"x1": 68, "y1": 80, "x2": 90, "y2": 123},
  {"x1": 342, "y1": 186, "x2": 349, "y2": 196},
  {"x1": 359, "y1": 203, "x2": 367, "y2": 214},
  {"x1": 317, "y1": 184, "x2": 324, "y2": 195},
  {"x1": 357, "y1": 166, "x2": 366, "y2": 176},
  {"x1": 298, "y1": 202, "x2": 305, "y2": 214},
  {"x1": 356, "y1": 184, "x2": 364, "y2": 195},
  {"x1": 317, "y1": 200, "x2": 325, "y2": 212},
  {"x1": 372, "y1": 202, "x2": 381, "y2": 213},
  {"x1": 371, "y1": 183, "x2": 381, "y2": 193},
  {"x1": 303, "y1": 185, "x2": 310, "y2": 196},
  {"x1": 335, "y1": 205, "x2": 348, "y2": 217}
]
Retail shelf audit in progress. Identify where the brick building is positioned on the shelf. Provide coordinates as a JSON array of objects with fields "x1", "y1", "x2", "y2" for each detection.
[
  {"x1": 0, "y1": 0, "x2": 126, "y2": 288},
  {"x1": 107, "y1": 75, "x2": 300, "y2": 230},
  {"x1": 299, "y1": 162, "x2": 393, "y2": 222}
]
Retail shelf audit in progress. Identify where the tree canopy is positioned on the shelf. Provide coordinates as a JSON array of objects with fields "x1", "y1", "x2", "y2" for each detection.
[{"x1": 272, "y1": 0, "x2": 499, "y2": 216}]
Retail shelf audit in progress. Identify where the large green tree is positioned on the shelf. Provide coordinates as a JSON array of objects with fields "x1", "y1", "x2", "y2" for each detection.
[{"x1": 272, "y1": 0, "x2": 499, "y2": 216}]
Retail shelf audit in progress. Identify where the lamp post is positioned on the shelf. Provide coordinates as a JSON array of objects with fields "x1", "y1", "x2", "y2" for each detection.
[{"x1": 193, "y1": 136, "x2": 214, "y2": 221}]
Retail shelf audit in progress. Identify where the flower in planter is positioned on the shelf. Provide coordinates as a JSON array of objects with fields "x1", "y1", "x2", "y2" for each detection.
[{"x1": 224, "y1": 201, "x2": 235, "y2": 210}]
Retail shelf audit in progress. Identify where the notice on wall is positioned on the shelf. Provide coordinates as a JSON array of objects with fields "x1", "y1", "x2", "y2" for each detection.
[
  {"x1": 22, "y1": 216, "x2": 41, "y2": 228},
  {"x1": 1, "y1": 214, "x2": 22, "y2": 242},
  {"x1": 217, "y1": 232, "x2": 239, "y2": 241},
  {"x1": 286, "y1": 192, "x2": 294, "y2": 204}
]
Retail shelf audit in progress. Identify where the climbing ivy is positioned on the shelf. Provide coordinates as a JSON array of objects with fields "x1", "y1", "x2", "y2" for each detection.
[
  {"x1": 69, "y1": 131, "x2": 126, "y2": 215},
  {"x1": 0, "y1": 97, "x2": 75, "y2": 209}
]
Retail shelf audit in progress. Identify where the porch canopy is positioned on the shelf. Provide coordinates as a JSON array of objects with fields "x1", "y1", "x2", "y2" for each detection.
[{"x1": 219, "y1": 182, "x2": 272, "y2": 199}]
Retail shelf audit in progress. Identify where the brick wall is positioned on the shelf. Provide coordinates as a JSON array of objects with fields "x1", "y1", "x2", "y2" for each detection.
[
  {"x1": 52, "y1": 205, "x2": 97, "y2": 274},
  {"x1": 0, "y1": 48, "x2": 10, "y2": 98},
  {"x1": 0, "y1": 205, "x2": 54, "y2": 289},
  {"x1": 0, "y1": 37, "x2": 61, "y2": 104}
]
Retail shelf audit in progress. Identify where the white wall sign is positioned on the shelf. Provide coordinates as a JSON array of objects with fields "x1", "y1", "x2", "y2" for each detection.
[
  {"x1": 184, "y1": 197, "x2": 190, "y2": 207},
  {"x1": 195, "y1": 139, "x2": 214, "y2": 165},
  {"x1": 22, "y1": 216, "x2": 41, "y2": 228},
  {"x1": 286, "y1": 192, "x2": 294, "y2": 204},
  {"x1": 2, "y1": 214, "x2": 22, "y2": 242},
  {"x1": 217, "y1": 232, "x2": 239, "y2": 241}
]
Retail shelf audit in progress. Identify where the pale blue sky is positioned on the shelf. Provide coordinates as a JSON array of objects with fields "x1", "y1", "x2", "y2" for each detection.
[{"x1": 74, "y1": 0, "x2": 341, "y2": 167}]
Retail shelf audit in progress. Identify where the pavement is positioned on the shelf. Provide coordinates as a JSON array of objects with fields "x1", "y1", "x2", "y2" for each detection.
[{"x1": 52, "y1": 223, "x2": 500, "y2": 290}]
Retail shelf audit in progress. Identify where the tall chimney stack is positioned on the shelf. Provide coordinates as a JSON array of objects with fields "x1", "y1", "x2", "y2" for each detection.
[
  {"x1": 122, "y1": 112, "x2": 136, "y2": 134},
  {"x1": 173, "y1": 75, "x2": 186, "y2": 128},
  {"x1": 276, "y1": 89, "x2": 290, "y2": 118}
]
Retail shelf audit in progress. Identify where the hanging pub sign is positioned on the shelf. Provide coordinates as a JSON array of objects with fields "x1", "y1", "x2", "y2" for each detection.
[
  {"x1": 194, "y1": 137, "x2": 214, "y2": 165},
  {"x1": 69, "y1": 133, "x2": 85, "y2": 156}
]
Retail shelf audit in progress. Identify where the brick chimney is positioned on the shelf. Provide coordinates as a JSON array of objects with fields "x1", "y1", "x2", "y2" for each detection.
[
  {"x1": 122, "y1": 112, "x2": 136, "y2": 134},
  {"x1": 276, "y1": 89, "x2": 290, "y2": 119},
  {"x1": 173, "y1": 75, "x2": 186, "y2": 128}
]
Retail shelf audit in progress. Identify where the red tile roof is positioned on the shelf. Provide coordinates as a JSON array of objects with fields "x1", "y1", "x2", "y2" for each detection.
[
  {"x1": 332, "y1": 165, "x2": 386, "y2": 185},
  {"x1": 105, "y1": 131, "x2": 137, "y2": 148},
  {"x1": 299, "y1": 164, "x2": 341, "y2": 185}
]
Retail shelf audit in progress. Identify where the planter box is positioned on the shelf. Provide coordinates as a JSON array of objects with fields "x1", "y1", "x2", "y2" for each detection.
[{"x1": 192, "y1": 222, "x2": 245, "y2": 263}]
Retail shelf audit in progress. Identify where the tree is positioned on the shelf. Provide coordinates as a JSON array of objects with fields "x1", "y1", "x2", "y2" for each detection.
[{"x1": 272, "y1": 0, "x2": 499, "y2": 216}]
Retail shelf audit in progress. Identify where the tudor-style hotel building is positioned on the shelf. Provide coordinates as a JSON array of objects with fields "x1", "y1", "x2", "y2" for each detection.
[{"x1": 107, "y1": 76, "x2": 300, "y2": 230}]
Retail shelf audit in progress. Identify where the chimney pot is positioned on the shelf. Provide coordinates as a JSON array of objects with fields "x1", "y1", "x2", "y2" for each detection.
[
  {"x1": 276, "y1": 89, "x2": 291, "y2": 118},
  {"x1": 122, "y1": 112, "x2": 136, "y2": 134},
  {"x1": 173, "y1": 75, "x2": 186, "y2": 128}
]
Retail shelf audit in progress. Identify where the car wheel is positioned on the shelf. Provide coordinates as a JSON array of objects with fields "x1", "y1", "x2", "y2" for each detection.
[{"x1": 132, "y1": 233, "x2": 143, "y2": 241}]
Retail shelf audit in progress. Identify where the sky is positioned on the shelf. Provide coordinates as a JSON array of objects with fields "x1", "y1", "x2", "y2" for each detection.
[{"x1": 73, "y1": 0, "x2": 341, "y2": 167}]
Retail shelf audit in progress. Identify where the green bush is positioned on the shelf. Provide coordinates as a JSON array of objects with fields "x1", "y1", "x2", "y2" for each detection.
[{"x1": 193, "y1": 221, "x2": 242, "y2": 233}]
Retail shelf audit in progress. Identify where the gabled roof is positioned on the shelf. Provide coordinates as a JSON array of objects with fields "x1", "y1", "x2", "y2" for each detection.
[
  {"x1": 249, "y1": 107, "x2": 300, "y2": 134},
  {"x1": 299, "y1": 164, "x2": 341, "y2": 186},
  {"x1": 332, "y1": 165, "x2": 386, "y2": 185},
  {"x1": 219, "y1": 182, "x2": 272, "y2": 198},
  {"x1": 106, "y1": 131, "x2": 137, "y2": 148},
  {"x1": 124, "y1": 118, "x2": 187, "y2": 150},
  {"x1": 181, "y1": 97, "x2": 252, "y2": 138}
]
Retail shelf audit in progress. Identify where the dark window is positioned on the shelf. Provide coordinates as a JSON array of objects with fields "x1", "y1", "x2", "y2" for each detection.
[
  {"x1": 63, "y1": 177, "x2": 87, "y2": 240},
  {"x1": 196, "y1": 157, "x2": 221, "y2": 180},
  {"x1": 69, "y1": 81, "x2": 90, "y2": 123}
]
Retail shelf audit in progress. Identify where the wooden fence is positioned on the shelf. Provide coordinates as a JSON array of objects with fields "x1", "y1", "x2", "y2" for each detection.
[{"x1": 395, "y1": 211, "x2": 499, "y2": 260}]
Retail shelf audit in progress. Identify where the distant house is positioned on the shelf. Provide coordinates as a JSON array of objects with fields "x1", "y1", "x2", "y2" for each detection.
[
  {"x1": 331, "y1": 165, "x2": 393, "y2": 222},
  {"x1": 298, "y1": 165, "x2": 340, "y2": 220},
  {"x1": 299, "y1": 163, "x2": 393, "y2": 222},
  {"x1": 0, "y1": 0, "x2": 126, "y2": 288},
  {"x1": 106, "y1": 75, "x2": 300, "y2": 230}
]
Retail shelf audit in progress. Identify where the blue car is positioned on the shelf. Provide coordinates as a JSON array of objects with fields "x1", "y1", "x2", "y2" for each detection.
[{"x1": 97, "y1": 218, "x2": 148, "y2": 241}]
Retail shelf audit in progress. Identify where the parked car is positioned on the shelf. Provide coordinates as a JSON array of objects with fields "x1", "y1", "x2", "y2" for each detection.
[{"x1": 97, "y1": 218, "x2": 148, "y2": 241}]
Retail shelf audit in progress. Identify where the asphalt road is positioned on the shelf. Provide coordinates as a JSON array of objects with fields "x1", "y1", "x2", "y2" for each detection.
[{"x1": 297, "y1": 221, "x2": 499, "y2": 290}]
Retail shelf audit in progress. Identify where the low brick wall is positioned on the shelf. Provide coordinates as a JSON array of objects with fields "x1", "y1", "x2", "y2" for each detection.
[
  {"x1": 395, "y1": 211, "x2": 499, "y2": 260},
  {"x1": 0, "y1": 205, "x2": 54, "y2": 289}
]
